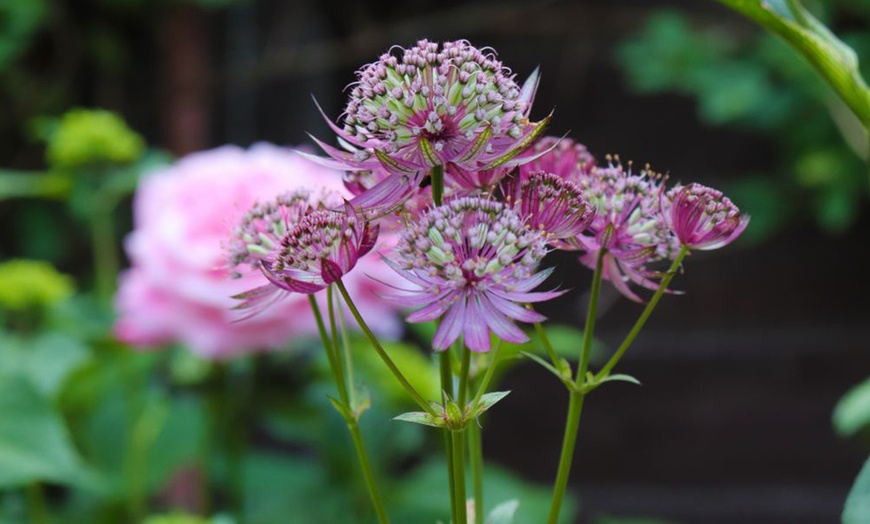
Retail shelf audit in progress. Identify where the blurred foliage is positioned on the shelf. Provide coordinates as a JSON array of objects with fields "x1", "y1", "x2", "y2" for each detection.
[
  {"x1": 37, "y1": 108, "x2": 145, "y2": 169},
  {"x1": 0, "y1": 259, "x2": 74, "y2": 312},
  {"x1": 834, "y1": 377, "x2": 870, "y2": 439},
  {"x1": 616, "y1": 4, "x2": 870, "y2": 238},
  {"x1": 844, "y1": 456, "x2": 870, "y2": 524}
]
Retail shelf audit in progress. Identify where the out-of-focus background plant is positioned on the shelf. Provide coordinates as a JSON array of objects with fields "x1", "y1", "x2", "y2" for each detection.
[{"x1": 1, "y1": 0, "x2": 869, "y2": 523}]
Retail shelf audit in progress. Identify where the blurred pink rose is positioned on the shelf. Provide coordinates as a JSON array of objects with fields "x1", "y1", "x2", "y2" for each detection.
[{"x1": 115, "y1": 143, "x2": 403, "y2": 359}]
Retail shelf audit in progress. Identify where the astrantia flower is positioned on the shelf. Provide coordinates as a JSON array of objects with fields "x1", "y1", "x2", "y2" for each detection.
[
  {"x1": 666, "y1": 182, "x2": 749, "y2": 250},
  {"x1": 576, "y1": 161, "x2": 677, "y2": 302},
  {"x1": 518, "y1": 136, "x2": 595, "y2": 182},
  {"x1": 503, "y1": 171, "x2": 594, "y2": 250},
  {"x1": 387, "y1": 197, "x2": 560, "y2": 352},
  {"x1": 269, "y1": 205, "x2": 377, "y2": 289},
  {"x1": 230, "y1": 201, "x2": 378, "y2": 310},
  {"x1": 227, "y1": 189, "x2": 341, "y2": 275},
  {"x1": 310, "y1": 39, "x2": 549, "y2": 177}
]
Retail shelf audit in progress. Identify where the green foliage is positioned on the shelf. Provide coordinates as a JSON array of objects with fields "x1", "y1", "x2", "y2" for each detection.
[
  {"x1": 41, "y1": 109, "x2": 145, "y2": 170},
  {"x1": 0, "y1": 373, "x2": 93, "y2": 488},
  {"x1": 844, "y1": 456, "x2": 870, "y2": 524},
  {"x1": 0, "y1": 0, "x2": 47, "y2": 73},
  {"x1": 616, "y1": 6, "x2": 870, "y2": 236},
  {"x1": 834, "y1": 377, "x2": 870, "y2": 437},
  {"x1": 0, "y1": 259, "x2": 74, "y2": 312},
  {"x1": 390, "y1": 458, "x2": 577, "y2": 524}
]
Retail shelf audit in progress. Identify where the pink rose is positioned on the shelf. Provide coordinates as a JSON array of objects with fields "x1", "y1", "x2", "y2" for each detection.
[{"x1": 115, "y1": 143, "x2": 403, "y2": 359}]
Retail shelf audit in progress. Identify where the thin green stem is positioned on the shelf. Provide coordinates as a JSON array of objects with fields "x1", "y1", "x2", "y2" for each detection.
[
  {"x1": 431, "y1": 165, "x2": 444, "y2": 206},
  {"x1": 457, "y1": 345, "x2": 471, "y2": 408},
  {"x1": 89, "y1": 205, "x2": 118, "y2": 303},
  {"x1": 308, "y1": 294, "x2": 389, "y2": 524},
  {"x1": 468, "y1": 422, "x2": 484, "y2": 524},
  {"x1": 534, "y1": 321, "x2": 562, "y2": 368},
  {"x1": 452, "y1": 430, "x2": 468, "y2": 524},
  {"x1": 348, "y1": 420, "x2": 390, "y2": 524},
  {"x1": 27, "y1": 482, "x2": 49, "y2": 524},
  {"x1": 334, "y1": 279, "x2": 434, "y2": 414},
  {"x1": 546, "y1": 391, "x2": 585, "y2": 524},
  {"x1": 575, "y1": 250, "x2": 606, "y2": 388},
  {"x1": 336, "y1": 287, "x2": 358, "y2": 409},
  {"x1": 470, "y1": 341, "x2": 503, "y2": 410},
  {"x1": 547, "y1": 249, "x2": 605, "y2": 524},
  {"x1": 440, "y1": 351, "x2": 458, "y2": 524},
  {"x1": 596, "y1": 246, "x2": 690, "y2": 379},
  {"x1": 327, "y1": 285, "x2": 347, "y2": 395},
  {"x1": 309, "y1": 295, "x2": 348, "y2": 403}
]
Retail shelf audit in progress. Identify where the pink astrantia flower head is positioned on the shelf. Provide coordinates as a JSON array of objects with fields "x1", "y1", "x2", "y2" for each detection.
[
  {"x1": 518, "y1": 136, "x2": 595, "y2": 182},
  {"x1": 227, "y1": 188, "x2": 340, "y2": 275},
  {"x1": 231, "y1": 201, "x2": 379, "y2": 311},
  {"x1": 576, "y1": 159, "x2": 678, "y2": 302},
  {"x1": 387, "y1": 196, "x2": 561, "y2": 353},
  {"x1": 310, "y1": 39, "x2": 550, "y2": 177},
  {"x1": 503, "y1": 171, "x2": 594, "y2": 250},
  {"x1": 666, "y1": 182, "x2": 749, "y2": 250}
]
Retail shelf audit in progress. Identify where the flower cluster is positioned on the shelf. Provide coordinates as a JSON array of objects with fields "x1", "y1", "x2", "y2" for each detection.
[
  {"x1": 220, "y1": 39, "x2": 749, "y2": 353},
  {"x1": 387, "y1": 197, "x2": 559, "y2": 352}
]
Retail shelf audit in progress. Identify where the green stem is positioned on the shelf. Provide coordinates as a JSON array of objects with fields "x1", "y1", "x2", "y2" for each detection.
[
  {"x1": 89, "y1": 204, "x2": 118, "y2": 303},
  {"x1": 469, "y1": 341, "x2": 503, "y2": 410},
  {"x1": 596, "y1": 246, "x2": 690, "y2": 379},
  {"x1": 308, "y1": 294, "x2": 389, "y2": 524},
  {"x1": 27, "y1": 482, "x2": 49, "y2": 524},
  {"x1": 457, "y1": 346, "x2": 471, "y2": 408},
  {"x1": 348, "y1": 420, "x2": 390, "y2": 524},
  {"x1": 452, "y1": 429, "x2": 468, "y2": 524},
  {"x1": 547, "y1": 249, "x2": 605, "y2": 524},
  {"x1": 534, "y1": 321, "x2": 562, "y2": 369},
  {"x1": 309, "y1": 295, "x2": 348, "y2": 403},
  {"x1": 440, "y1": 351, "x2": 458, "y2": 524},
  {"x1": 334, "y1": 279, "x2": 434, "y2": 414},
  {"x1": 327, "y1": 285, "x2": 347, "y2": 396},
  {"x1": 336, "y1": 289, "x2": 357, "y2": 409},
  {"x1": 546, "y1": 391, "x2": 585, "y2": 524},
  {"x1": 468, "y1": 422, "x2": 484, "y2": 524},
  {"x1": 431, "y1": 165, "x2": 444, "y2": 206}
]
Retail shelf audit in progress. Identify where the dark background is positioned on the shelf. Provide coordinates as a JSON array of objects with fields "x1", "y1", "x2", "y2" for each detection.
[{"x1": 4, "y1": 1, "x2": 870, "y2": 522}]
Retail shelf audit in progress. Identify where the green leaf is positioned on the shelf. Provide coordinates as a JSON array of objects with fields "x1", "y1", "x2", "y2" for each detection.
[
  {"x1": 485, "y1": 500, "x2": 520, "y2": 524},
  {"x1": 0, "y1": 373, "x2": 94, "y2": 487},
  {"x1": 473, "y1": 391, "x2": 511, "y2": 416},
  {"x1": 520, "y1": 352, "x2": 570, "y2": 385},
  {"x1": 0, "y1": 332, "x2": 91, "y2": 400},
  {"x1": 715, "y1": 0, "x2": 870, "y2": 126},
  {"x1": 844, "y1": 455, "x2": 870, "y2": 524},
  {"x1": 598, "y1": 374, "x2": 642, "y2": 387},
  {"x1": 833, "y1": 377, "x2": 870, "y2": 437},
  {"x1": 393, "y1": 411, "x2": 444, "y2": 428}
]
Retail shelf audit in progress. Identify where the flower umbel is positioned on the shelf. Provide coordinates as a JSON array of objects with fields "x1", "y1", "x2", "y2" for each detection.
[
  {"x1": 503, "y1": 171, "x2": 594, "y2": 250},
  {"x1": 666, "y1": 182, "x2": 749, "y2": 250},
  {"x1": 231, "y1": 199, "x2": 378, "y2": 312},
  {"x1": 312, "y1": 39, "x2": 549, "y2": 177},
  {"x1": 576, "y1": 160, "x2": 677, "y2": 301},
  {"x1": 387, "y1": 196, "x2": 560, "y2": 352}
]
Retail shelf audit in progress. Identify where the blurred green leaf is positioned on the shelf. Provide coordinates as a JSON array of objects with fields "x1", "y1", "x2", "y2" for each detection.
[
  {"x1": 0, "y1": 0, "x2": 47, "y2": 72},
  {"x1": 834, "y1": 377, "x2": 870, "y2": 437},
  {"x1": 0, "y1": 331, "x2": 91, "y2": 399},
  {"x1": 485, "y1": 499, "x2": 520, "y2": 524},
  {"x1": 0, "y1": 373, "x2": 94, "y2": 488},
  {"x1": 391, "y1": 458, "x2": 577, "y2": 524},
  {"x1": 715, "y1": 0, "x2": 870, "y2": 126},
  {"x1": 844, "y1": 455, "x2": 870, "y2": 524}
]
